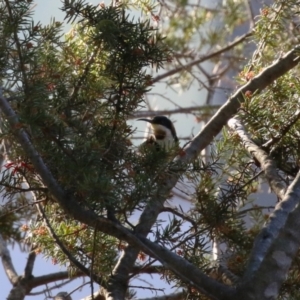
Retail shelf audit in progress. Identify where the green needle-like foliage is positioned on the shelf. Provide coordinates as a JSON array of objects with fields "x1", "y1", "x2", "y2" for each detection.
[
  {"x1": 0, "y1": 0, "x2": 170, "y2": 278},
  {"x1": 2, "y1": 0, "x2": 300, "y2": 299}
]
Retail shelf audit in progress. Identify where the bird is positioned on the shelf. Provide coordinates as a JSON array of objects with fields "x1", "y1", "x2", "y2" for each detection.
[{"x1": 138, "y1": 115, "x2": 178, "y2": 150}]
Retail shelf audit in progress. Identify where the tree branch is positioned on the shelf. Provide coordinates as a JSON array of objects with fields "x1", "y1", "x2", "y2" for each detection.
[
  {"x1": 30, "y1": 271, "x2": 83, "y2": 288},
  {"x1": 24, "y1": 247, "x2": 36, "y2": 278},
  {"x1": 0, "y1": 89, "x2": 234, "y2": 299},
  {"x1": 227, "y1": 117, "x2": 286, "y2": 199},
  {"x1": 0, "y1": 88, "x2": 119, "y2": 238},
  {"x1": 138, "y1": 292, "x2": 185, "y2": 300},
  {"x1": 182, "y1": 45, "x2": 300, "y2": 164},
  {"x1": 4, "y1": 0, "x2": 29, "y2": 92},
  {"x1": 121, "y1": 45, "x2": 300, "y2": 299},
  {"x1": 162, "y1": 206, "x2": 197, "y2": 226},
  {"x1": 263, "y1": 108, "x2": 300, "y2": 149},
  {"x1": 152, "y1": 32, "x2": 252, "y2": 84},
  {"x1": 237, "y1": 170, "x2": 300, "y2": 300},
  {"x1": 0, "y1": 234, "x2": 18, "y2": 284},
  {"x1": 131, "y1": 265, "x2": 163, "y2": 275},
  {"x1": 139, "y1": 236, "x2": 234, "y2": 300},
  {"x1": 37, "y1": 203, "x2": 105, "y2": 286},
  {"x1": 130, "y1": 105, "x2": 220, "y2": 119}
]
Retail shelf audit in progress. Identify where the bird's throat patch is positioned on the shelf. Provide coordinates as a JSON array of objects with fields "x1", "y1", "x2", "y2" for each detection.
[{"x1": 154, "y1": 129, "x2": 166, "y2": 140}]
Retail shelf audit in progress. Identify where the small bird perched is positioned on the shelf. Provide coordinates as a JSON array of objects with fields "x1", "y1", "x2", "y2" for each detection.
[{"x1": 138, "y1": 115, "x2": 178, "y2": 150}]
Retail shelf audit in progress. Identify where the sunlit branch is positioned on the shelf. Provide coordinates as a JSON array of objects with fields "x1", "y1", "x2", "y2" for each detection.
[
  {"x1": 228, "y1": 117, "x2": 286, "y2": 199},
  {"x1": 182, "y1": 45, "x2": 300, "y2": 164},
  {"x1": 131, "y1": 105, "x2": 220, "y2": 119},
  {"x1": 238, "y1": 170, "x2": 300, "y2": 299}
]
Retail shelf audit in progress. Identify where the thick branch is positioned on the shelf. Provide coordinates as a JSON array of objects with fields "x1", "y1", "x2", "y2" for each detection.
[
  {"x1": 183, "y1": 45, "x2": 300, "y2": 164},
  {"x1": 139, "y1": 236, "x2": 234, "y2": 300},
  {"x1": 227, "y1": 118, "x2": 286, "y2": 199},
  {"x1": 131, "y1": 265, "x2": 163, "y2": 274},
  {"x1": 24, "y1": 249, "x2": 36, "y2": 278},
  {"x1": 0, "y1": 234, "x2": 19, "y2": 284},
  {"x1": 30, "y1": 271, "x2": 83, "y2": 288},
  {"x1": 237, "y1": 170, "x2": 300, "y2": 300}
]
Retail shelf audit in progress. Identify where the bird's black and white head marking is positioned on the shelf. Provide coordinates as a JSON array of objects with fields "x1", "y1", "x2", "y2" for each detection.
[{"x1": 138, "y1": 115, "x2": 178, "y2": 149}]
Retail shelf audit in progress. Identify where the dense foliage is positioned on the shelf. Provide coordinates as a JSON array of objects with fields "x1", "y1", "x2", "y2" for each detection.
[{"x1": 1, "y1": 0, "x2": 300, "y2": 300}]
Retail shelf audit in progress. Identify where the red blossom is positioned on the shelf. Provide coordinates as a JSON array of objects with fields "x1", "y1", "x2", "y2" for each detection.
[
  {"x1": 178, "y1": 149, "x2": 186, "y2": 157},
  {"x1": 46, "y1": 83, "x2": 55, "y2": 91},
  {"x1": 20, "y1": 224, "x2": 29, "y2": 231},
  {"x1": 138, "y1": 252, "x2": 147, "y2": 261},
  {"x1": 152, "y1": 14, "x2": 160, "y2": 22},
  {"x1": 244, "y1": 90, "x2": 253, "y2": 98},
  {"x1": 3, "y1": 161, "x2": 34, "y2": 174},
  {"x1": 26, "y1": 42, "x2": 34, "y2": 49}
]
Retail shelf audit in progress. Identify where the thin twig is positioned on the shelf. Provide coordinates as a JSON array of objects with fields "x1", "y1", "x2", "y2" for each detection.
[
  {"x1": 263, "y1": 109, "x2": 300, "y2": 150},
  {"x1": 152, "y1": 32, "x2": 252, "y2": 84}
]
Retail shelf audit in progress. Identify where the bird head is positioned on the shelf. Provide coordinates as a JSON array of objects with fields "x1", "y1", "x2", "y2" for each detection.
[{"x1": 138, "y1": 116, "x2": 178, "y2": 149}]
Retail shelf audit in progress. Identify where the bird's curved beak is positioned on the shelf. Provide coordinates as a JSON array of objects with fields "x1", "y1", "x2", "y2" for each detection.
[{"x1": 138, "y1": 118, "x2": 153, "y2": 123}]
